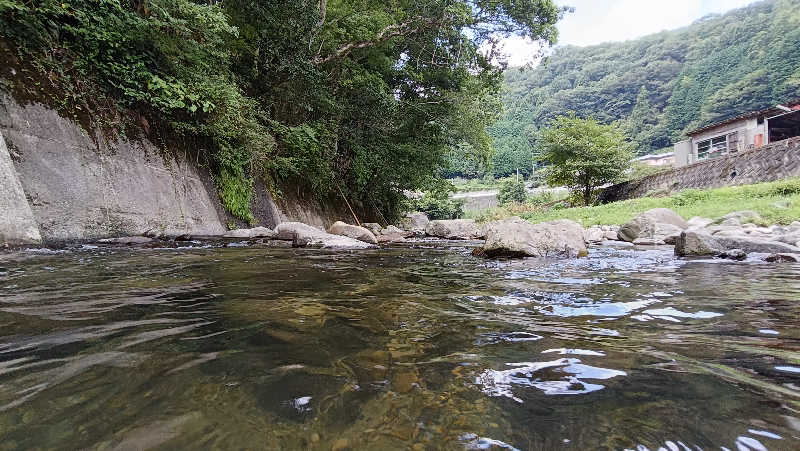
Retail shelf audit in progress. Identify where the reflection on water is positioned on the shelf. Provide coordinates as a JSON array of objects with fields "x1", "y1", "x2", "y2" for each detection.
[{"x1": 1, "y1": 243, "x2": 800, "y2": 449}]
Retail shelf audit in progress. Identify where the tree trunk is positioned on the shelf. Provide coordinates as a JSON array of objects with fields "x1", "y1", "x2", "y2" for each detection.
[{"x1": 583, "y1": 184, "x2": 592, "y2": 206}]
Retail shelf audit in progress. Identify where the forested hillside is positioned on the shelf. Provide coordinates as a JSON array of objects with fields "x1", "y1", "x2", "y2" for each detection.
[
  {"x1": 0, "y1": 0, "x2": 563, "y2": 220},
  {"x1": 486, "y1": 0, "x2": 800, "y2": 176}
]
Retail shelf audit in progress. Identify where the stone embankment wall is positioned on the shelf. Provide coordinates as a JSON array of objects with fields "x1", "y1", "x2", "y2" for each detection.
[
  {"x1": 0, "y1": 90, "x2": 351, "y2": 244},
  {"x1": 600, "y1": 137, "x2": 800, "y2": 203}
]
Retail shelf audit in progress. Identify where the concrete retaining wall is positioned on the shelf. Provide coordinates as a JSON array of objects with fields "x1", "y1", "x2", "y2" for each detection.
[
  {"x1": 600, "y1": 137, "x2": 800, "y2": 203},
  {"x1": 0, "y1": 90, "x2": 355, "y2": 244},
  {"x1": 0, "y1": 130, "x2": 41, "y2": 245}
]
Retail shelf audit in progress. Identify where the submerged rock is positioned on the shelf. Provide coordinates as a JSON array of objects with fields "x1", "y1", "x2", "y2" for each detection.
[
  {"x1": 764, "y1": 253, "x2": 800, "y2": 263},
  {"x1": 718, "y1": 249, "x2": 748, "y2": 261},
  {"x1": 476, "y1": 218, "x2": 586, "y2": 258},
  {"x1": 618, "y1": 208, "x2": 688, "y2": 243},
  {"x1": 327, "y1": 221, "x2": 378, "y2": 244},
  {"x1": 275, "y1": 222, "x2": 375, "y2": 249},
  {"x1": 97, "y1": 236, "x2": 154, "y2": 245},
  {"x1": 425, "y1": 219, "x2": 481, "y2": 240},
  {"x1": 674, "y1": 231, "x2": 725, "y2": 256},
  {"x1": 716, "y1": 236, "x2": 800, "y2": 254}
]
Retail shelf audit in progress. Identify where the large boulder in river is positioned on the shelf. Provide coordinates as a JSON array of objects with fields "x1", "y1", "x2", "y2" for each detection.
[
  {"x1": 674, "y1": 231, "x2": 725, "y2": 256},
  {"x1": 398, "y1": 212, "x2": 430, "y2": 236},
  {"x1": 425, "y1": 219, "x2": 481, "y2": 240},
  {"x1": 618, "y1": 208, "x2": 688, "y2": 242},
  {"x1": 477, "y1": 218, "x2": 587, "y2": 258},
  {"x1": 223, "y1": 226, "x2": 277, "y2": 239},
  {"x1": 275, "y1": 222, "x2": 375, "y2": 249},
  {"x1": 327, "y1": 221, "x2": 378, "y2": 244}
]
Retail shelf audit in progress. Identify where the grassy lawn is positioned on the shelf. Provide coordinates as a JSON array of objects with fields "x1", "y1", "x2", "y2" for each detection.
[{"x1": 467, "y1": 178, "x2": 800, "y2": 227}]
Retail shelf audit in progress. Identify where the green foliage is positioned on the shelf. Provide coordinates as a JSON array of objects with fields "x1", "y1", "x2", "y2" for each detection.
[
  {"x1": 409, "y1": 187, "x2": 465, "y2": 220},
  {"x1": 498, "y1": 177, "x2": 528, "y2": 205},
  {"x1": 491, "y1": 0, "x2": 800, "y2": 156},
  {"x1": 537, "y1": 115, "x2": 634, "y2": 205},
  {"x1": 1, "y1": 0, "x2": 563, "y2": 221}
]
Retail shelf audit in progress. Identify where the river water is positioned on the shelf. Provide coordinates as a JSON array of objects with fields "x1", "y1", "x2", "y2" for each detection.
[{"x1": 1, "y1": 242, "x2": 799, "y2": 450}]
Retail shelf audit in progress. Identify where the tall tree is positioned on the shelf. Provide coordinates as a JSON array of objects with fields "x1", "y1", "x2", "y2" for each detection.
[{"x1": 537, "y1": 115, "x2": 633, "y2": 205}]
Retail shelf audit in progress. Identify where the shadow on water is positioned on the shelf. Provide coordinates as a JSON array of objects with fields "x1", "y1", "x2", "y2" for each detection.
[{"x1": 1, "y1": 243, "x2": 800, "y2": 450}]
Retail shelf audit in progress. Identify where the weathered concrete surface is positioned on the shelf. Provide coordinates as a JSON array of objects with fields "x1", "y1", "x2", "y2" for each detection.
[
  {"x1": 601, "y1": 136, "x2": 800, "y2": 203},
  {"x1": 0, "y1": 130, "x2": 41, "y2": 245},
  {"x1": 0, "y1": 92, "x2": 228, "y2": 241}
]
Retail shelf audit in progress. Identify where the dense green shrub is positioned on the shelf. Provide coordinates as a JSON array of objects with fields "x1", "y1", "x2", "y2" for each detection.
[
  {"x1": 0, "y1": 0, "x2": 562, "y2": 222},
  {"x1": 498, "y1": 177, "x2": 528, "y2": 205},
  {"x1": 410, "y1": 188, "x2": 464, "y2": 221}
]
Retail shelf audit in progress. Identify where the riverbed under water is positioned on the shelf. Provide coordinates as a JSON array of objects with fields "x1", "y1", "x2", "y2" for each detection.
[{"x1": 1, "y1": 241, "x2": 799, "y2": 450}]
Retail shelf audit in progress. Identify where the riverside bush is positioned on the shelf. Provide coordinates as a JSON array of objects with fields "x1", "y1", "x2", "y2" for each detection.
[{"x1": 498, "y1": 177, "x2": 527, "y2": 205}]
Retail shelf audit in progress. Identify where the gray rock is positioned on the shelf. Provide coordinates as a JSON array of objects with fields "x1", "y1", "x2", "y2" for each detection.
[
  {"x1": 674, "y1": 231, "x2": 726, "y2": 257},
  {"x1": 0, "y1": 131, "x2": 41, "y2": 245},
  {"x1": 376, "y1": 232, "x2": 406, "y2": 244},
  {"x1": 705, "y1": 225, "x2": 745, "y2": 235},
  {"x1": 718, "y1": 249, "x2": 747, "y2": 261},
  {"x1": 1, "y1": 93, "x2": 226, "y2": 241},
  {"x1": 275, "y1": 222, "x2": 375, "y2": 249},
  {"x1": 383, "y1": 225, "x2": 413, "y2": 238},
  {"x1": 361, "y1": 223, "x2": 383, "y2": 236},
  {"x1": 716, "y1": 210, "x2": 761, "y2": 225},
  {"x1": 425, "y1": 219, "x2": 480, "y2": 240},
  {"x1": 97, "y1": 236, "x2": 154, "y2": 245},
  {"x1": 584, "y1": 227, "x2": 605, "y2": 243},
  {"x1": 477, "y1": 218, "x2": 587, "y2": 258},
  {"x1": 716, "y1": 236, "x2": 800, "y2": 254},
  {"x1": 618, "y1": 208, "x2": 688, "y2": 242},
  {"x1": 764, "y1": 253, "x2": 800, "y2": 263},
  {"x1": 223, "y1": 227, "x2": 276, "y2": 239},
  {"x1": 773, "y1": 231, "x2": 800, "y2": 248},
  {"x1": 398, "y1": 212, "x2": 430, "y2": 236},
  {"x1": 718, "y1": 218, "x2": 742, "y2": 227},
  {"x1": 687, "y1": 216, "x2": 713, "y2": 229},
  {"x1": 327, "y1": 221, "x2": 378, "y2": 244},
  {"x1": 604, "y1": 231, "x2": 619, "y2": 240}
]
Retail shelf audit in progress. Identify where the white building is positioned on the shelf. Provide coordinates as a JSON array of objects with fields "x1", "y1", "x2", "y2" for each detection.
[{"x1": 674, "y1": 100, "x2": 800, "y2": 167}]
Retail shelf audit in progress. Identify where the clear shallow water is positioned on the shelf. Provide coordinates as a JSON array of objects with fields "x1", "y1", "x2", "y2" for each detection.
[{"x1": 1, "y1": 242, "x2": 799, "y2": 450}]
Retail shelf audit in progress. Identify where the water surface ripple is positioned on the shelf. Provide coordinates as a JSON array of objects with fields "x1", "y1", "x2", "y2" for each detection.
[{"x1": 1, "y1": 243, "x2": 799, "y2": 450}]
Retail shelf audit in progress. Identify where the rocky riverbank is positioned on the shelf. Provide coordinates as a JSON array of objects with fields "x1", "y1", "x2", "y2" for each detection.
[{"x1": 14, "y1": 207, "x2": 798, "y2": 265}]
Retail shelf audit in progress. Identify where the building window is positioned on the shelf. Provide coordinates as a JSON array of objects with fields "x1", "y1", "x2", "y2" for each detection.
[{"x1": 697, "y1": 135, "x2": 731, "y2": 160}]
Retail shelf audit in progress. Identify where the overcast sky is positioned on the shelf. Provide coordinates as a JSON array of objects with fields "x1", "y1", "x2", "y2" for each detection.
[{"x1": 502, "y1": 0, "x2": 759, "y2": 66}]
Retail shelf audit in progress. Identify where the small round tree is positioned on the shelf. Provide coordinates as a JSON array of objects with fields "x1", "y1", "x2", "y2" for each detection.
[
  {"x1": 498, "y1": 177, "x2": 528, "y2": 205},
  {"x1": 537, "y1": 115, "x2": 633, "y2": 205}
]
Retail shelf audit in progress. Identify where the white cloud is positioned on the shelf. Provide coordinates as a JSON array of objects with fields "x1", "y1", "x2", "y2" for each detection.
[{"x1": 503, "y1": 0, "x2": 759, "y2": 66}]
